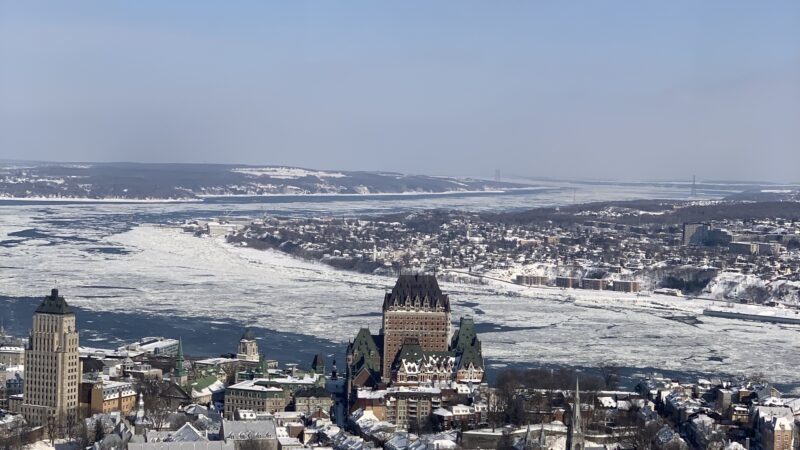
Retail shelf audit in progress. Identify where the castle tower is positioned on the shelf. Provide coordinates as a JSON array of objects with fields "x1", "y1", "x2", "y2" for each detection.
[
  {"x1": 21, "y1": 289, "x2": 80, "y2": 428},
  {"x1": 381, "y1": 274, "x2": 451, "y2": 381},
  {"x1": 567, "y1": 378, "x2": 584, "y2": 450},
  {"x1": 237, "y1": 328, "x2": 260, "y2": 362}
]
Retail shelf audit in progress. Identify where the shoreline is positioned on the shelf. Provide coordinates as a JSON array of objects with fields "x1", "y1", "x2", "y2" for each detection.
[{"x1": 0, "y1": 187, "x2": 554, "y2": 204}]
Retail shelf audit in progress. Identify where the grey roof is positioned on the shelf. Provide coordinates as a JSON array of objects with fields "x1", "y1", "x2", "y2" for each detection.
[
  {"x1": 35, "y1": 289, "x2": 74, "y2": 315},
  {"x1": 221, "y1": 419, "x2": 277, "y2": 441},
  {"x1": 129, "y1": 443, "x2": 234, "y2": 450},
  {"x1": 383, "y1": 274, "x2": 450, "y2": 311},
  {"x1": 294, "y1": 386, "x2": 329, "y2": 398},
  {"x1": 147, "y1": 423, "x2": 207, "y2": 443}
]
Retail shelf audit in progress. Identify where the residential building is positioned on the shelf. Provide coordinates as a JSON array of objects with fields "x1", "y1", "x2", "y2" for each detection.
[
  {"x1": 292, "y1": 386, "x2": 333, "y2": 416},
  {"x1": 612, "y1": 280, "x2": 641, "y2": 293},
  {"x1": 0, "y1": 347, "x2": 24, "y2": 367},
  {"x1": 122, "y1": 337, "x2": 180, "y2": 357},
  {"x1": 682, "y1": 223, "x2": 709, "y2": 246},
  {"x1": 754, "y1": 406, "x2": 795, "y2": 450},
  {"x1": 581, "y1": 278, "x2": 607, "y2": 290},
  {"x1": 79, "y1": 379, "x2": 137, "y2": 416},
  {"x1": 384, "y1": 387, "x2": 442, "y2": 431},
  {"x1": 556, "y1": 277, "x2": 579, "y2": 288},
  {"x1": 223, "y1": 379, "x2": 286, "y2": 420},
  {"x1": 729, "y1": 242, "x2": 758, "y2": 255}
]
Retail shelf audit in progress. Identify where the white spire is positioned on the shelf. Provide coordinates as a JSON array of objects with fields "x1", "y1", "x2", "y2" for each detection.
[
  {"x1": 570, "y1": 377, "x2": 584, "y2": 450},
  {"x1": 539, "y1": 420, "x2": 546, "y2": 447},
  {"x1": 136, "y1": 392, "x2": 145, "y2": 420}
]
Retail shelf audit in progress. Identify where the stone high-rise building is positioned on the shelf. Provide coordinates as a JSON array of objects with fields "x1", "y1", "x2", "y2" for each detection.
[
  {"x1": 21, "y1": 289, "x2": 80, "y2": 428},
  {"x1": 381, "y1": 274, "x2": 451, "y2": 381}
]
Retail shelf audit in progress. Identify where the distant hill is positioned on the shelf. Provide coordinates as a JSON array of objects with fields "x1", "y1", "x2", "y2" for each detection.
[{"x1": 0, "y1": 161, "x2": 533, "y2": 200}]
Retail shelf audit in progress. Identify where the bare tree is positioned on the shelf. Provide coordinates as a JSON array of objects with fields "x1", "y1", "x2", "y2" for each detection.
[
  {"x1": 45, "y1": 415, "x2": 60, "y2": 446},
  {"x1": 621, "y1": 417, "x2": 663, "y2": 450},
  {"x1": 64, "y1": 412, "x2": 78, "y2": 444},
  {"x1": 93, "y1": 418, "x2": 105, "y2": 444},
  {"x1": 0, "y1": 428, "x2": 24, "y2": 450},
  {"x1": 486, "y1": 390, "x2": 506, "y2": 432},
  {"x1": 75, "y1": 419, "x2": 90, "y2": 450},
  {"x1": 221, "y1": 362, "x2": 242, "y2": 385},
  {"x1": 598, "y1": 364, "x2": 620, "y2": 390},
  {"x1": 146, "y1": 397, "x2": 171, "y2": 431},
  {"x1": 56, "y1": 412, "x2": 67, "y2": 442}
]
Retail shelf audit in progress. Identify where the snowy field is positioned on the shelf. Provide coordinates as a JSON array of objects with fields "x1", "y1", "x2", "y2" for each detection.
[{"x1": 2, "y1": 186, "x2": 798, "y2": 386}]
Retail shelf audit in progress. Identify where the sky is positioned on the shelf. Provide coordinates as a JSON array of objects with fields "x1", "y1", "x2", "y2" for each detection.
[{"x1": 1, "y1": 2, "x2": 798, "y2": 182}]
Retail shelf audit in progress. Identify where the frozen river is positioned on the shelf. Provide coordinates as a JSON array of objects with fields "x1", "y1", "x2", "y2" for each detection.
[{"x1": 2, "y1": 186, "x2": 798, "y2": 390}]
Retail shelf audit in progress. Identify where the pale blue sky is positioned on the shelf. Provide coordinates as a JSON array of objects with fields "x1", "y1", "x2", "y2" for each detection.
[{"x1": 1, "y1": 1, "x2": 798, "y2": 181}]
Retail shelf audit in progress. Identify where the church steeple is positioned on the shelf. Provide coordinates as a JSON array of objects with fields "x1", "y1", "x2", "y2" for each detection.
[
  {"x1": 567, "y1": 377, "x2": 584, "y2": 450},
  {"x1": 175, "y1": 338, "x2": 187, "y2": 385},
  {"x1": 539, "y1": 421, "x2": 546, "y2": 448}
]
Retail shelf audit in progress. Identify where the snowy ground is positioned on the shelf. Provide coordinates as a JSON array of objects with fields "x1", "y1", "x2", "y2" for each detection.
[{"x1": 2, "y1": 203, "x2": 799, "y2": 385}]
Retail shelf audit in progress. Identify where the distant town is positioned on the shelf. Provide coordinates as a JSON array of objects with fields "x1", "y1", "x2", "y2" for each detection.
[{"x1": 192, "y1": 200, "x2": 800, "y2": 311}]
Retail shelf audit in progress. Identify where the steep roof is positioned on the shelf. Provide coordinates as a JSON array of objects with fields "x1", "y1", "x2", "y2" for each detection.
[
  {"x1": 383, "y1": 274, "x2": 450, "y2": 311},
  {"x1": 348, "y1": 328, "x2": 382, "y2": 382},
  {"x1": 394, "y1": 337, "x2": 425, "y2": 366},
  {"x1": 311, "y1": 354, "x2": 325, "y2": 372},
  {"x1": 452, "y1": 318, "x2": 484, "y2": 371},
  {"x1": 241, "y1": 328, "x2": 255, "y2": 341},
  {"x1": 350, "y1": 329, "x2": 380, "y2": 362},
  {"x1": 35, "y1": 289, "x2": 74, "y2": 315},
  {"x1": 451, "y1": 317, "x2": 477, "y2": 352},
  {"x1": 189, "y1": 375, "x2": 223, "y2": 393},
  {"x1": 392, "y1": 337, "x2": 455, "y2": 374},
  {"x1": 221, "y1": 419, "x2": 277, "y2": 441}
]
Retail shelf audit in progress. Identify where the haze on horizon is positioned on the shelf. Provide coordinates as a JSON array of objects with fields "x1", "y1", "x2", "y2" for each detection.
[{"x1": 1, "y1": 1, "x2": 798, "y2": 183}]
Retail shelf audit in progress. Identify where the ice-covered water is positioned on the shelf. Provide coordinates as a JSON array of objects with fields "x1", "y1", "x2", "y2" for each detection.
[{"x1": 2, "y1": 187, "x2": 798, "y2": 386}]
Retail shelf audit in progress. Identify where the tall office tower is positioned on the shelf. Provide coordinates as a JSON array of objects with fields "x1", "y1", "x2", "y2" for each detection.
[
  {"x1": 21, "y1": 289, "x2": 80, "y2": 428},
  {"x1": 381, "y1": 274, "x2": 451, "y2": 381}
]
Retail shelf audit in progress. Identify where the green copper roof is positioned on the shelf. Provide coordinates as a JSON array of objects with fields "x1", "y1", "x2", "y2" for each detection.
[
  {"x1": 451, "y1": 317, "x2": 476, "y2": 351},
  {"x1": 35, "y1": 289, "x2": 74, "y2": 315},
  {"x1": 452, "y1": 317, "x2": 484, "y2": 370},
  {"x1": 190, "y1": 375, "x2": 219, "y2": 392},
  {"x1": 349, "y1": 328, "x2": 381, "y2": 375}
]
